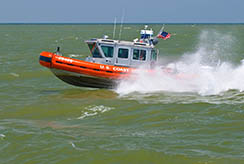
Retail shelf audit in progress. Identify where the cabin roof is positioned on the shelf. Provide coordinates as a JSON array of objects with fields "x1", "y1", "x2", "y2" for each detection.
[{"x1": 85, "y1": 38, "x2": 155, "y2": 49}]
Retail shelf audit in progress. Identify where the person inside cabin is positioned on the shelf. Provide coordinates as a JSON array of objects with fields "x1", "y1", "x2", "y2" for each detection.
[{"x1": 140, "y1": 50, "x2": 146, "y2": 61}]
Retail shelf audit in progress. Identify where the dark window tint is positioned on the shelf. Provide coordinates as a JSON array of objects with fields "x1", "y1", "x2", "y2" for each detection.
[
  {"x1": 88, "y1": 43, "x2": 102, "y2": 58},
  {"x1": 133, "y1": 49, "x2": 146, "y2": 61},
  {"x1": 133, "y1": 49, "x2": 139, "y2": 60},
  {"x1": 101, "y1": 46, "x2": 114, "y2": 58},
  {"x1": 118, "y1": 48, "x2": 128, "y2": 59},
  {"x1": 151, "y1": 49, "x2": 157, "y2": 61}
]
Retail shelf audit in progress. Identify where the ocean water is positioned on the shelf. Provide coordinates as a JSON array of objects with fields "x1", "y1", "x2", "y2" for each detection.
[{"x1": 1, "y1": 24, "x2": 244, "y2": 164}]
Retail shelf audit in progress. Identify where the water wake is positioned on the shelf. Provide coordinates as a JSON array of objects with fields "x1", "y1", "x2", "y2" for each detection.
[{"x1": 116, "y1": 30, "x2": 244, "y2": 96}]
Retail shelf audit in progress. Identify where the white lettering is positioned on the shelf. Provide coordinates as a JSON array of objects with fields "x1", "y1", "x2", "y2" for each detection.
[
  {"x1": 113, "y1": 67, "x2": 129, "y2": 72},
  {"x1": 57, "y1": 57, "x2": 73, "y2": 63}
]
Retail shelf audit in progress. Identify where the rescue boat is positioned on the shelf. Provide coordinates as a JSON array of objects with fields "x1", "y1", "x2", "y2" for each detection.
[{"x1": 39, "y1": 26, "x2": 168, "y2": 88}]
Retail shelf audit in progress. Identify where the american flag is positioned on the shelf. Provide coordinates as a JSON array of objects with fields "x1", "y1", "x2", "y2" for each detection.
[{"x1": 157, "y1": 31, "x2": 171, "y2": 40}]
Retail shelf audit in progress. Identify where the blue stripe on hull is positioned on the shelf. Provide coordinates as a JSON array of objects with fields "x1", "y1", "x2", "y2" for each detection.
[{"x1": 39, "y1": 56, "x2": 52, "y2": 63}]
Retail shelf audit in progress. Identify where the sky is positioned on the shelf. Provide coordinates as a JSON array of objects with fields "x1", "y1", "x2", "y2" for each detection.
[{"x1": 0, "y1": 0, "x2": 243, "y2": 23}]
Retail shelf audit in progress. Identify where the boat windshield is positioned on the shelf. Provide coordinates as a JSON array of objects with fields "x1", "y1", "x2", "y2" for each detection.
[{"x1": 88, "y1": 43, "x2": 103, "y2": 58}]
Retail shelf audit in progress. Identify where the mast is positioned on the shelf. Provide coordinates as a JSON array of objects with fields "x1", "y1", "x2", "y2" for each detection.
[{"x1": 119, "y1": 9, "x2": 125, "y2": 41}]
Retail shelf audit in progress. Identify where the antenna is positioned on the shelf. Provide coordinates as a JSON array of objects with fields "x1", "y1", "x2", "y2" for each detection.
[
  {"x1": 112, "y1": 17, "x2": 117, "y2": 39},
  {"x1": 119, "y1": 9, "x2": 125, "y2": 41}
]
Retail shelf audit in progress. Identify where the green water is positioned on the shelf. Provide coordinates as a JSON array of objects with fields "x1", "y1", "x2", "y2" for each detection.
[{"x1": 1, "y1": 24, "x2": 244, "y2": 164}]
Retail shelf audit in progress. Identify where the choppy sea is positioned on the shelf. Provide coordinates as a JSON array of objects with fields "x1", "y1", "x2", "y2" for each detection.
[{"x1": 1, "y1": 24, "x2": 244, "y2": 164}]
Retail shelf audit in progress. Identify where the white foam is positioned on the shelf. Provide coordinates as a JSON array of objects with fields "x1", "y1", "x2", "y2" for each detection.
[
  {"x1": 116, "y1": 30, "x2": 244, "y2": 96},
  {"x1": 77, "y1": 105, "x2": 114, "y2": 119},
  {"x1": 0, "y1": 134, "x2": 5, "y2": 139},
  {"x1": 69, "y1": 54, "x2": 80, "y2": 58},
  {"x1": 10, "y1": 73, "x2": 20, "y2": 77},
  {"x1": 70, "y1": 141, "x2": 76, "y2": 148},
  {"x1": 78, "y1": 112, "x2": 98, "y2": 119}
]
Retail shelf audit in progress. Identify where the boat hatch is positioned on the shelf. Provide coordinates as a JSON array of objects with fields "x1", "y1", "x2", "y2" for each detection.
[
  {"x1": 134, "y1": 42, "x2": 147, "y2": 46},
  {"x1": 115, "y1": 47, "x2": 130, "y2": 66},
  {"x1": 101, "y1": 39, "x2": 114, "y2": 43}
]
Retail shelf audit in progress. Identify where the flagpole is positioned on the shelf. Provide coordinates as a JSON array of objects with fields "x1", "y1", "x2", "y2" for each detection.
[
  {"x1": 157, "y1": 24, "x2": 165, "y2": 36},
  {"x1": 160, "y1": 24, "x2": 165, "y2": 33}
]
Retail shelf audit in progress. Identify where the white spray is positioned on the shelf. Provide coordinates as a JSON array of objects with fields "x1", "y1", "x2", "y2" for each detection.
[{"x1": 116, "y1": 30, "x2": 244, "y2": 96}]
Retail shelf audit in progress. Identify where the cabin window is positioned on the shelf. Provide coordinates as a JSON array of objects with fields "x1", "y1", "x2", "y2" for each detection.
[
  {"x1": 151, "y1": 49, "x2": 157, "y2": 61},
  {"x1": 101, "y1": 46, "x2": 114, "y2": 58},
  {"x1": 118, "y1": 48, "x2": 129, "y2": 59},
  {"x1": 133, "y1": 49, "x2": 146, "y2": 61},
  {"x1": 88, "y1": 43, "x2": 103, "y2": 58}
]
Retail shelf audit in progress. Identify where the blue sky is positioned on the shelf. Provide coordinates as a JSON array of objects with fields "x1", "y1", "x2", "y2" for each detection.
[{"x1": 0, "y1": 0, "x2": 243, "y2": 23}]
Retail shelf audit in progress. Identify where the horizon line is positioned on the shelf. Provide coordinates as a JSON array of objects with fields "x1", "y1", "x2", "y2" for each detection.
[{"x1": 0, "y1": 22, "x2": 244, "y2": 25}]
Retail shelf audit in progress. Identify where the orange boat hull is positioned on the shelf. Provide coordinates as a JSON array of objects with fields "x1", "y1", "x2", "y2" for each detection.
[{"x1": 39, "y1": 52, "x2": 133, "y2": 88}]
